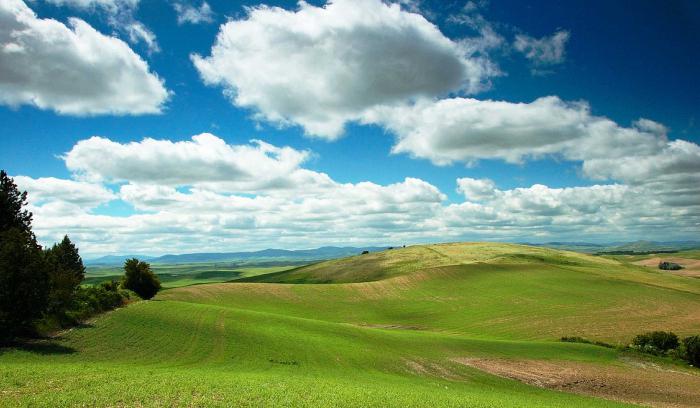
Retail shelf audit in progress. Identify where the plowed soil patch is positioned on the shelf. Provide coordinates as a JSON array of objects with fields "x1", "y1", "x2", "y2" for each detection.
[
  {"x1": 453, "y1": 357, "x2": 700, "y2": 408},
  {"x1": 633, "y1": 257, "x2": 700, "y2": 277}
]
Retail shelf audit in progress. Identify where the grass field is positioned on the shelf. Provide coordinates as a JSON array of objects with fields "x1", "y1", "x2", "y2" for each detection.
[
  {"x1": 84, "y1": 263, "x2": 299, "y2": 289},
  {"x1": 2, "y1": 243, "x2": 700, "y2": 407}
]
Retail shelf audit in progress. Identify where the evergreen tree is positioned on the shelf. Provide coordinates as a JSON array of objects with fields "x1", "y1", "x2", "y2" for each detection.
[
  {"x1": 0, "y1": 171, "x2": 50, "y2": 341},
  {"x1": 45, "y1": 235, "x2": 86, "y2": 316},
  {"x1": 0, "y1": 229, "x2": 50, "y2": 340},
  {"x1": 0, "y1": 170, "x2": 33, "y2": 236},
  {"x1": 122, "y1": 258, "x2": 161, "y2": 300}
]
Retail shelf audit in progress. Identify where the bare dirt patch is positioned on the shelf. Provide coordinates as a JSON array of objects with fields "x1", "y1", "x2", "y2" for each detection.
[
  {"x1": 634, "y1": 257, "x2": 700, "y2": 277},
  {"x1": 404, "y1": 358, "x2": 462, "y2": 381},
  {"x1": 453, "y1": 357, "x2": 700, "y2": 408}
]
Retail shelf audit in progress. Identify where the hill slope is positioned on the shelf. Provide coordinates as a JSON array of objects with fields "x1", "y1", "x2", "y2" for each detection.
[{"x1": 2, "y1": 242, "x2": 700, "y2": 407}]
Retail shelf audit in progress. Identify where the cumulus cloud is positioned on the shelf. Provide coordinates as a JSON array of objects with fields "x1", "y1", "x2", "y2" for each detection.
[
  {"x1": 368, "y1": 94, "x2": 700, "y2": 212},
  {"x1": 19, "y1": 133, "x2": 449, "y2": 254},
  {"x1": 192, "y1": 0, "x2": 498, "y2": 139},
  {"x1": 18, "y1": 131, "x2": 699, "y2": 256},
  {"x1": 456, "y1": 177, "x2": 496, "y2": 201},
  {"x1": 63, "y1": 134, "x2": 328, "y2": 192},
  {"x1": 514, "y1": 29, "x2": 569, "y2": 74},
  {"x1": 0, "y1": 0, "x2": 169, "y2": 115},
  {"x1": 14, "y1": 176, "x2": 115, "y2": 207},
  {"x1": 365, "y1": 95, "x2": 666, "y2": 165},
  {"x1": 173, "y1": 1, "x2": 214, "y2": 25}
]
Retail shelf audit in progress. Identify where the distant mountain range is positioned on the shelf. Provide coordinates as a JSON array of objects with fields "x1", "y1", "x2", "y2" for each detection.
[
  {"x1": 524, "y1": 240, "x2": 700, "y2": 254},
  {"x1": 85, "y1": 246, "x2": 387, "y2": 266},
  {"x1": 85, "y1": 241, "x2": 700, "y2": 266}
]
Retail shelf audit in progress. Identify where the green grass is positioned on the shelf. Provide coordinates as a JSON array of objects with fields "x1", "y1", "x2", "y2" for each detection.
[
  {"x1": 2, "y1": 242, "x2": 699, "y2": 407},
  {"x1": 84, "y1": 264, "x2": 297, "y2": 289},
  {"x1": 601, "y1": 248, "x2": 700, "y2": 263}
]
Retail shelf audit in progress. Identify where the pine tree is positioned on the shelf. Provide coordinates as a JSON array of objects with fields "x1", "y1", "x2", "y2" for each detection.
[
  {"x1": 0, "y1": 170, "x2": 33, "y2": 237},
  {"x1": 45, "y1": 235, "x2": 86, "y2": 316},
  {"x1": 0, "y1": 171, "x2": 49, "y2": 340}
]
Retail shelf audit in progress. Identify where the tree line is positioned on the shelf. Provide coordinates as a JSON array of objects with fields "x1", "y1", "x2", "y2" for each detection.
[{"x1": 0, "y1": 170, "x2": 161, "y2": 344}]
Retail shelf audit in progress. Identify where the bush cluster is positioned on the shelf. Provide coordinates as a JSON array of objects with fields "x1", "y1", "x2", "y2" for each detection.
[
  {"x1": 65, "y1": 281, "x2": 133, "y2": 323},
  {"x1": 562, "y1": 331, "x2": 700, "y2": 369},
  {"x1": 658, "y1": 261, "x2": 683, "y2": 270},
  {"x1": 630, "y1": 331, "x2": 700, "y2": 367},
  {"x1": 632, "y1": 331, "x2": 679, "y2": 354},
  {"x1": 560, "y1": 336, "x2": 615, "y2": 349}
]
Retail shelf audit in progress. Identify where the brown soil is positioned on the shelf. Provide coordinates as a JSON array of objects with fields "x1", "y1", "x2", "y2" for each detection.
[
  {"x1": 634, "y1": 257, "x2": 700, "y2": 277},
  {"x1": 453, "y1": 357, "x2": 700, "y2": 408}
]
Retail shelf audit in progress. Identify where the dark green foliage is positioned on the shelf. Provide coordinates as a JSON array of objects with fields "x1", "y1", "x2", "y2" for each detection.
[
  {"x1": 658, "y1": 261, "x2": 683, "y2": 270},
  {"x1": 632, "y1": 331, "x2": 679, "y2": 354},
  {"x1": 0, "y1": 228, "x2": 50, "y2": 341},
  {"x1": 45, "y1": 235, "x2": 86, "y2": 316},
  {"x1": 0, "y1": 172, "x2": 51, "y2": 342},
  {"x1": 559, "y1": 336, "x2": 615, "y2": 349},
  {"x1": 683, "y1": 336, "x2": 700, "y2": 366},
  {"x1": 66, "y1": 281, "x2": 131, "y2": 322},
  {"x1": 0, "y1": 170, "x2": 33, "y2": 236},
  {"x1": 122, "y1": 258, "x2": 161, "y2": 300}
]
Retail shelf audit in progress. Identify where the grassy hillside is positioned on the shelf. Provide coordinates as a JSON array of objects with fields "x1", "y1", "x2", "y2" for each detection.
[{"x1": 2, "y1": 243, "x2": 700, "y2": 407}]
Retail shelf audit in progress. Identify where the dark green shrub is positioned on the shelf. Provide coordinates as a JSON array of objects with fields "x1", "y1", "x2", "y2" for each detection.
[
  {"x1": 658, "y1": 261, "x2": 683, "y2": 270},
  {"x1": 122, "y1": 258, "x2": 161, "y2": 300},
  {"x1": 632, "y1": 331, "x2": 679, "y2": 354},
  {"x1": 66, "y1": 281, "x2": 130, "y2": 323},
  {"x1": 560, "y1": 336, "x2": 615, "y2": 349},
  {"x1": 683, "y1": 336, "x2": 700, "y2": 366}
]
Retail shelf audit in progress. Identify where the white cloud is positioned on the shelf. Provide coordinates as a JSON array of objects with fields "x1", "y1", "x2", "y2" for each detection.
[
  {"x1": 192, "y1": 0, "x2": 498, "y2": 139},
  {"x1": 124, "y1": 21, "x2": 159, "y2": 53},
  {"x1": 514, "y1": 29, "x2": 569, "y2": 73},
  {"x1": 0, "y1": 0, "x2": 169, "y2": 115},
  {"x1": 456, "y1": 177, "x2": 496, "y2": 201},
  {"x1": 42, "y1": 0, "x2": 139, "y2": 11},
  {"x1": 368, "y1": 95, "x2": 700, "y2": 212},
  {"x1": 43, "y1": 0, "x2": 159, "y2": 54},
  {"x1": 173, "y1": 1, "x2": 214, "y2": 25},
  {"x1": 19, "y1": 132, "x2": 699, "y2": 256},
  {"x1": 365, "y1": 96, "x2": 666, "y2": 165},
  {"x1": 63, "y1": 134, "x2": 327, "y2": 192},
  {"x1": 14, "y1": 176, "x2": 115, "y2": 207}
]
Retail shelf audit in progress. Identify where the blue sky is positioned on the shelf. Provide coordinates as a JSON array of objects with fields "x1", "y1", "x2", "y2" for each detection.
[{"x1": 1, "y1": 0, "x2": 699, "y2": 255}]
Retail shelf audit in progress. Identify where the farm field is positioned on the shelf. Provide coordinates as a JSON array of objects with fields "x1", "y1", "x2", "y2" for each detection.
[
  {"x1": 84, "y1": 263, "x2": 299, "y2": 289},
  {"x1": 603, "y1": 249, "x2": 700, "y2": 278},
  {"x1": 2, "y1": 243, "x2": 700, "y2": 407}
]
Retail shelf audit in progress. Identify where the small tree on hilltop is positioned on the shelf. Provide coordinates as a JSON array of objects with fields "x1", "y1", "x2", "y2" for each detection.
[
  {"x1": 45, "y1": 235, "x2": 86, "y2": 316},
  {"x1": 122, "y1": 258, "x2": 161, "y2": 300}
]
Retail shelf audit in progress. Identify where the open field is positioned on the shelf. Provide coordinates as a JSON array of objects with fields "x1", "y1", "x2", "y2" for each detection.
[
  {"x1": 603, "y1": 249, "x2": 700, "y2": 278},
  {"x1": 2, "y1": 243, "x2": 700, "y2": 407},
  {"x1": 84, "y1": 263, "x2": 299, "y2": 289}
]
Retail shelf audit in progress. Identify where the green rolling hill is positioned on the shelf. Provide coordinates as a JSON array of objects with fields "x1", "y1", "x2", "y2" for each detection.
[{"x1": 2, "y1": 243, "x2": 699, "y2": 407}]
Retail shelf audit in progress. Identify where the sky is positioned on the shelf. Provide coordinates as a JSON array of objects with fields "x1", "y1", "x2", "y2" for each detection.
[{"x1": 1, "y1": 0, "x2": 699, "y2": 256}]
